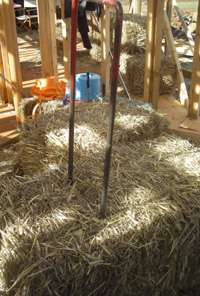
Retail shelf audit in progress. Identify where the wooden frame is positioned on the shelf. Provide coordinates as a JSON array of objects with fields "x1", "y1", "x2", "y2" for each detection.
[
  {"x1": 129, "y1": 0, "x2": 142, "y2": 15},
  {"x1": 0, "y1": 47, "x2": 5, "y2": 104},
  {"x1": 163, "y1": 11, "x2": 189, "y2": 108},
  {"x1": 188, "y1": 0, "x2": 200, "y2": 118},
  {"x1": 61, "y1": 0, "x2": 71, "y2": 80},
  {"x1": 0, "y1": 0, "x2": 199, "y2": 123},
  {"x1": 0, "y1": 1, "x2": 12, "y2": 104},
  {"x1": 144, "y1": 0, "x2": 164, "y2": 110},
  {"x1": 0, "y1": 0, "x2": 22, "y2": 117},
  {"x1": 37, "y1": 0, "x2": 58, "y2": 81}
]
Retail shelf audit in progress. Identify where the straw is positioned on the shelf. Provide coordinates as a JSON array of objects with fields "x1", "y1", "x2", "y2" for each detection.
[{"x1": 0, "y1": 100, "x2": 200, "y2": 296}]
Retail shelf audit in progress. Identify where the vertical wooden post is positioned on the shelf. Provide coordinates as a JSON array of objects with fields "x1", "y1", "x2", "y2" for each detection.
[
  {"x1": 101, "y1": 5, "x2": 110, "y2": 97},
  {"x1": 144, "y1": 0, "x2": 164, "y2": 110},
  {"x1": 143, "y1": 0, "x2": 157, "y2": 103},
  {"x1": 165, "y1": 0, "x2": 172, "y2": 56},
  {"x1": 0, "y1": 47, "x2": 5, "y2": 104},
  {"x1": 134, "y1": 0, "x2": 142, "y2": 15},
  {"x1": 38, "y1": 0, "x2": 58, "y2": 81},
  {"x1": 0, "y1": 0, "x2": 13, "y2": 104},
  {"x1": 61, "y1": 0, "x2": 71, "y2": 80},
  {"x1": 151, "y1": 0, "x2": 164, "y2": 110},
  {"x1": 129, "y1": 0, "x2": 142, "y2": 15},
  {"x1": 1, "y1": 0, "x2": 22, "y2": 116},
  {"x1": 188, "y1": 0, "x2": 200, "y2": 118}
]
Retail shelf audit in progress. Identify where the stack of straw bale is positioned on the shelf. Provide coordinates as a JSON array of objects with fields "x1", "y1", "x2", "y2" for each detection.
[
  {"x1": 88, "y1": 13, "x2": 147, "y2": 61},
  {"x1": 0, "y1": 100, "x2": 200, "y2": 296},
  {"x1": 88, "y1": 12, "x2": 176, "y2": 97}
]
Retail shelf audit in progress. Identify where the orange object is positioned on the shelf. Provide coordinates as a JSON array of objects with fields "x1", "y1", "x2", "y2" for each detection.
[
  {"x1": 30, "y1": 78, "x2": 66, "y2": 102},
  {"x1": 16, "y1": 77, "x2": 67, "y2": 121},
  {"x1": 35, "y1": 76, "x2": 57, "y2": 89}
]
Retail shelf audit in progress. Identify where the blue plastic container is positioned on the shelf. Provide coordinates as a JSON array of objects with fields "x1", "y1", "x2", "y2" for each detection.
[{"x1": 75, "y1": 73, "x2": 100, "y2": 101}]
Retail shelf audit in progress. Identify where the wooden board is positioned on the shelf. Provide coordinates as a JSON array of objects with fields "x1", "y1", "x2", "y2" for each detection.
[
  {"x1": 157, "y1": 95, "x2": 200, "y2": 142},
  {"x1": 182, "y1": 67, "x2": 192, "y2": 79},
  {"x1": 163, "y1": 11, "x2": 189, "y2": 108},
  {"x1": 188, "y1": 0, "x2": 200, "y2": 119},
  {"x1": 1, "y1": 0, "x2": 22, "y2": 116},
  {"x1": 165, "y1": 0, "x2": 172, "y2": 56},
  {"x1": 0, "y1": 0, "x2": 13, "y2": 104},
  {"x1": 0, "y1": 114, "x2": 19, "y2": 147},
  {"x1": 143, "y1": 0, "x2": 157, "y2": 103},
  {"x1": 158, "y1": 95, "x2": 188, "y2": 129},
  {"x1": 173, "y1": 0, "x2": 195, "y2": 51},
  {"x1": 38, "y1": 0, "x2": 58, "y2": 81},
  {"x1": 61, "y1": 0, "x2": 71, "y2": 80},
  {"x1": 173, "y1": 118, "x2": 200, "y2": 142},
  {"x1": 151, "y1": 0, "x2": 164, "y2": 110}
]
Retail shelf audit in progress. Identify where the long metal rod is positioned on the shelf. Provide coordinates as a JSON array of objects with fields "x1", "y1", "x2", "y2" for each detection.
[
  {"x1": 68, "y1": 0, "x2": 78, "y2": 184},
  {"x1": 99, "y1": 0, "x2": 123, "y2": 218},
  {"x1": 68, "y1": 0, "x2": 123, "y2": 219},
  {"x1": 0, "y1": 73, "x2": 26, "y2": 98},
  {"x1": 91, "y1": 11, "x2": 131, "y2": 101}
]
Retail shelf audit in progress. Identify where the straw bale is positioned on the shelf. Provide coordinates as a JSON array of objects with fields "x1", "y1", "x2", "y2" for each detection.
[
  {"x1": 88, "y1": 12, "x2": 147, "y2": 62},
  {"x1": 87, "y1": 13, "x2": 101, "y2": 38},
  {"x1": 110, "y1": 13, "x2": 147, "y2": 55},
  {"x1": 89, "y1": 42, "x2": 101, "y2": 63},
  {"x1": 119, "y1": 53, "x2": 130, "y2": 75},
  {"x1": 87, "y1": 14, "x2": 101, "y2": 62},
  {"x1": 18, "y1": 97, "x2": 39, "y2": 119},
  {"x1": 124, "y1": 54, "x2": 176, "y2": 97},
  {"x1": 0, "y1": 101, "x2": 200, "y2": 296}
]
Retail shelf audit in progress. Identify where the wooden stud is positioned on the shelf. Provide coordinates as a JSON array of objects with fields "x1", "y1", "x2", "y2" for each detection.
[
  {"x1": 129, "y1": 0, "x2": 142, "y2": 15},
  {"x1": 167, "y1": 0, "x2": 172, "y2": 23},
  {"x1": 163, "y1": 11, "x2": 189, "y2": 108},
  {"x1": 151, "y1": 0, "x2": 164, "y2": 110},
  {"x1": 61, "y1": 0, "x2": 71, "y2": 80},
  {"x1": 188, "y1": 0, "x2": 200, "y2": 118},
  {"x1": 101, "y1": 5, "x2": 110, "y2": 97},
  {"x1": 134, "y1": 0, "x2": 142, "y2": 15},
  {"x1": 129, "y1": 0, "x2": 134, "y2": 13},
  {"x1": 38, "y1": 0, "x2": 58, "y2": 81},
  {"x1": 1, "y1": 0, "x2": 22, "y2": 117},
  {"x1": 143, "y1": 0, "x2": 157, "y2": 103},
  {"x1": 0, "y1": 47, "x2": 6, "y2": 104},
  {"x1": 0, "y1": 0, "x2": 13, "y2": 104},
  {"x1": 165, "y1": 0, "x2": 172, "y2": 56}
]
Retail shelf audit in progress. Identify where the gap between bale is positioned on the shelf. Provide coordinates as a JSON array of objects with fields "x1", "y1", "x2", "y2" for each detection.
[{"x1": 0, "y1": 100, "x2": 200, "y2": 296}]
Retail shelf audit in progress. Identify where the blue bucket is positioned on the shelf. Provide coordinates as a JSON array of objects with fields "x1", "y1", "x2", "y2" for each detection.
[{"x1": 75, "y1": 73, "x2": 100, "y2": 101}]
